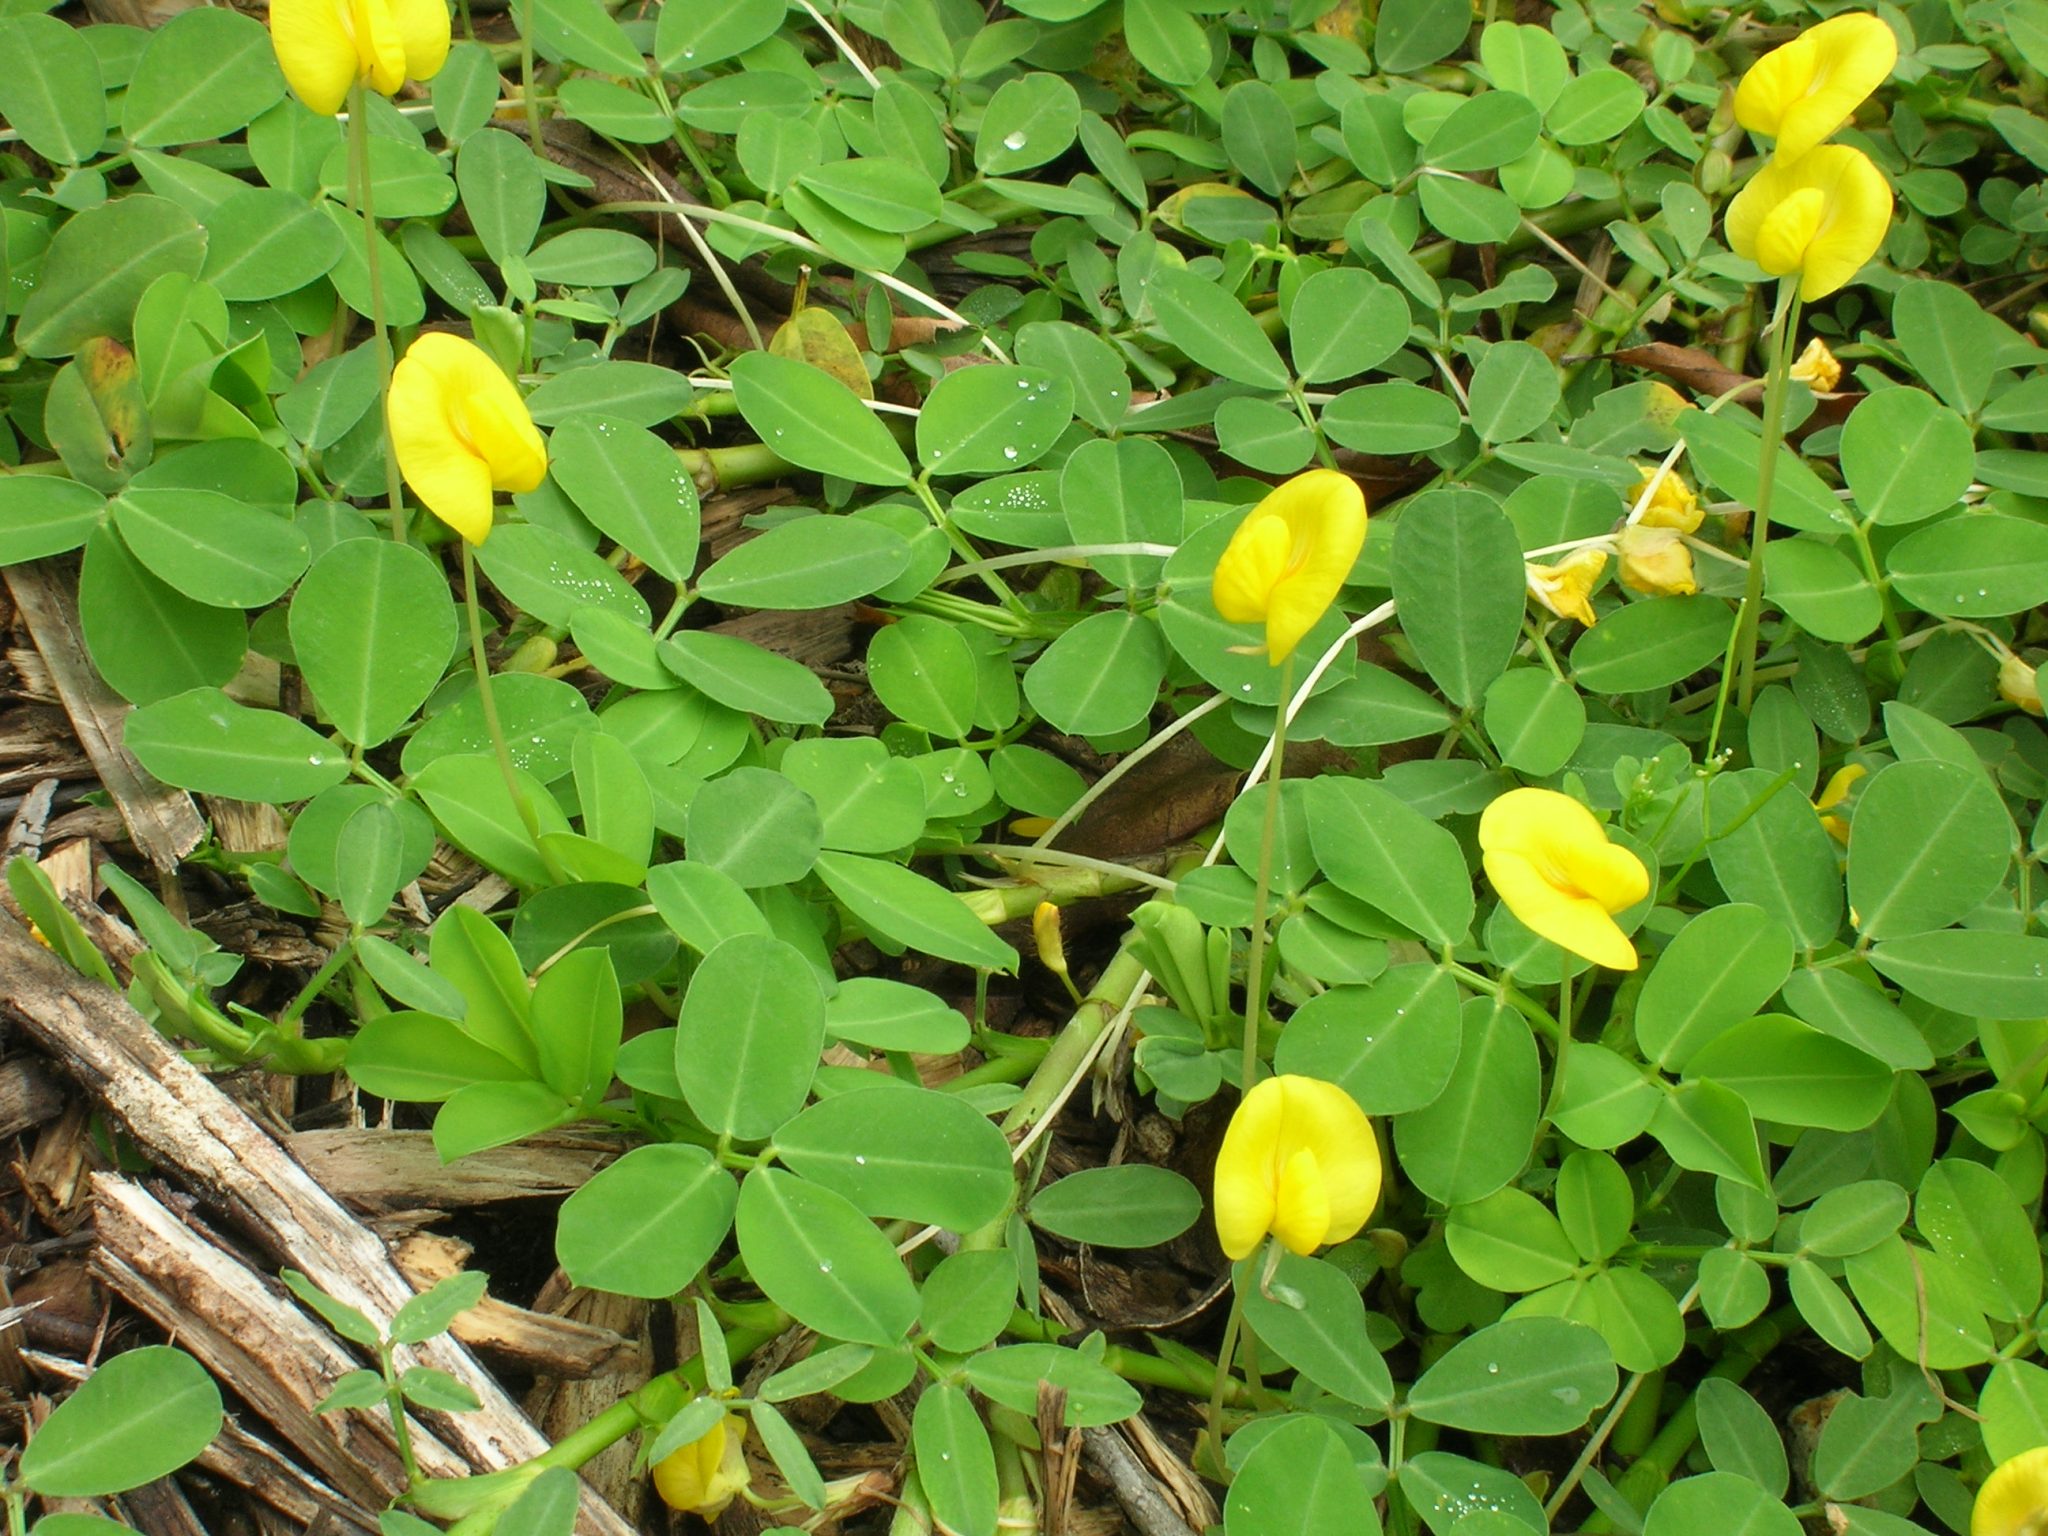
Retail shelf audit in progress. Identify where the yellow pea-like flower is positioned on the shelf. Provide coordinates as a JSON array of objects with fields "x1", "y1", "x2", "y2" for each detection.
[
  {"x1": 1734, "y1": 12, "x2": 1898, "y2": 164},
  {"x1": 1725, "y1": 144, "x2": 1894, "y2": 303},
  {"x1": 1617, "y1": 525, "x2": 1697, "y2": 597},
  {"x1": 1813, "y1": 762, "x2": 1866, "y2": 843},
  {"x1": 270, "y1": 0, "x2": 451, "y2": 117},
  {"x1": 1211, "y1": 469, "x2": 1368, "y2": 665},
  {"x1": 1479, "y1": 788, "x2": 1650, "y2": 971},
  {"x1": 1789, "y1": 336, "x2": 1843, "y2": 392},
  {"x1": 1524, "y1": 547, "x2": 1607, "y2": 627},
  {"x1": 1632, "y1": 465, "x2": 1702, "y2": 534},
  {"x1": 1213, "y1": 1074, "x2": 1380, "y2": 1262},
  {"x1": 652, "y1": 1409, "x2": 751, "y2": 1519},
  {"x1": 2000, "y1": 653, "x2": 2043, "y2": 716},
  {"x1": 1973, "y1": 1445, "x2": 2048, "y2": 1536},
  {"x1": 387, "y1": 332, "x2": 548, "y2": 545}
]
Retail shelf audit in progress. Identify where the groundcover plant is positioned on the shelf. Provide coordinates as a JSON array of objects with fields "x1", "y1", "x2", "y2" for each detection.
[{"x1": 3, "y1": 0, "x2": 2048, "y2": 1528}]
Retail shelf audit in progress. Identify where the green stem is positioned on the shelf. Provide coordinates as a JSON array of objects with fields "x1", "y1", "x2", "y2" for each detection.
[
  {"x1": 1239, "y1": 653, "x2": 1295, "y2": 1090},
  {"x1": 1199, "y1": 1283, "x2": 1248, "y2": 1474},
  {"x1": 382, "y1": 1345, "x2": 424, "y2": 1489},
  {"x1": 1544, "y1": 965, "x2": 1574, "y2": 1121},
  {"x1": 461, "y1": 542, "x2": 564, "y2": 885},
  {"x1": 347, "y1": 82, "x2": 409, "y2": 544},
  {"x1": 520, "y1": 0, "x2": 542, "y2": 152},
  {"x1": 998, "y1": 944, "x2": 1149, "y2": 1137},
  {"x1": 1730, "y1": 283, "x2": 1803, "y2": 720}
]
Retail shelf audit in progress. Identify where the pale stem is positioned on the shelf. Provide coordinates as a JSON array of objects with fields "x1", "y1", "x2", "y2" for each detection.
[
  {"x1": 461, "y1": 541, "x2": 564, "y2": 884},
  {"x1": 1239, "y1": 652, "x2": 1295, "y2": 1090},
  {"x1": 346, "y1": 81, "x2": 410, "y2": 544}
]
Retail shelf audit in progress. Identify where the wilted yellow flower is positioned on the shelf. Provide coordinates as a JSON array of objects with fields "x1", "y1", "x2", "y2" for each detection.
[
  {"x1": 1789, "y1": 336, "x2": 1842, "y2": 391},
  {"x1": 1214, "y1": 1074, "x2": 1380, "y2": 1261},
  {"x1": 1525, "y1": 548, "x2": 1607, "y2": 627},
  {"x1": 387, "y1": 333, "x2": 548, "y2": 545},
  {"x1": 1480, "y1": 788, "x2": 1650, "y2": 971},
  {"x1": 653, "y1": 1410, "x2": 751, "y2": 1519},
  {"x1": 270, "y1": 0, "x2": 451, "y2": 117},
  {"x1": 1632, "y1": 465, "x2": 1703, "y2": 533},
  {"x1": 1814, "y1": 762, "x2": 1865, "y2": 843},
  {"x1": 2002, "y1": 653, "x2": 2044, "y2": 715},
  {"x1": 1974, "y1": 1445, "x2": 2048, "y2": 1536},
  {"x1": 1734, "y1": 13, "x2": 1898, "y2": 163},
  {"x1": 1725, "y1": 144, "x2": 1894, "y2": 303},
  {"x1": 1032, "y1": 901, "x2": 1070, "y2": 981},
  {"x1": 1211, "y1": 469, "x2": 1368, "y2": 665},
  {"x1": 1617, "y1": 525, "x2": 1697, "y2": 596}
]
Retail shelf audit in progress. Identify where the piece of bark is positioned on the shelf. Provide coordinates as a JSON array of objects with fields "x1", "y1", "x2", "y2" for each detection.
[
  {"x1": 5, "y1": 560, "x2": 205, "y2": 872},
  {"x1": 395, "y1": 1233, "x2": 641, "y2": 1379},
  {"x1": 90, "y1": 1174, "x2": 453, "y2": 1508},
  {"x1": 2, "y1": 778, "x2": 56, "y2": 862},
  {"x1": 1080, "y1": 1427, "x2": 1198, "y2": 1536},
  {"x1": 200, "y1": 1416, "x2": 379, "y2": 1535},
  {"x1": 117, "y1": 1474, "x2": 211, "y2": 1536},
  {"x1": 0, "y1": 1057, "x2": 65, "y2": 1140},
  {"x1": 710, "y1": 604, "x2": 861, "y2": 668},
  {"x1": 203, "y1": 798, "x2": 288, "y2": 855},
  {"x1": 524, "y1": 1283, "x2": 655, "y2": 1526},
  {"x1": 20, "y1": 1102, "x2": 98, "y2": 1233},
  {"x1": 291, "y1": 1129, "x2": 620, "y2": 1208},
  {"x1": 0, "y1": 919, "x2": 638, "y2": 1536}
]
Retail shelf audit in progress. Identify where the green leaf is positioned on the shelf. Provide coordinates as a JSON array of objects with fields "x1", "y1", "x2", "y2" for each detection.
[
  {"x1": 525, "y1": 361, "x2": 694, "y2": 428},
  {"x1": 1980, "y1": 1360, "x2": 2048, "y2": 1463},
  {"x1": 1482, "y1": 668, "x2": 1585, "y2": 776},
  {"x1": 1220, "y1": 80, "x2": 1296, "y2": 197},
  {"x1": 1275, "y1": 964, "x2": 1461, "y2": 1114},
  {"x1": 1144, "y1": 267, "x2": 1291, "y2": 391},
  {"x1": 658, "y1": 631, "x2": 834, "y2": 726},
  {"x1": 336, "y1": 802, "x2": 407, "y2": 927},
  {"x1": 1225, "y1": 1415, "x2": 1380, "y2": 1536},
  {"x1": 548, "y1": 415, "x2": 701, "y2": 582},
  {"x1": 432, "y1": 1080, "x2": 575, "y2": 1162},
  {"x1": 1546, "y1": 67, "x2": 1645, "y2": 145},
  {"x1": 1029, "y1": 1166, "x2": 1200, "y2": 1248},
  {"x1": 1705, "y1": 769, "x2": 1843, "y2": 950},
  {"x1": 1884, "y1": 513, "x2": 2048, "y2": 617},
  {"x1": 1407, "y1": 1317, "x2": 1615, "y2": 1434},
  {"x1": 429, "y1": 902, "x2": 539, "y2": 1074},
  {"x1": 1425, "y1": 91, "x2": 1543, "y2": 172},
  {"x1": 1480, "y1": 21, "x2": 1570, "y2": 111},
  {"x1": 684, "y1": 766, "x2": 822, "y2": 887},
  {"x1": 1641, "y1": 1473, "x2": 1800, "y2": 1536},
  {"x1": 1122, "y1": 0, "x2": 1212, "y2": 85},
  {"x1": 916, "y1": 365, "x2": 1073, "y2": 476},
  {"x1": 676, "y1": 933, "x2": 825, "y2": 1140},
  {"x1": 1683, "y1": 1015, "x2": 1893, "y2": 1131},
  {"x1": 1797, "y1": 1180, "x2": 1909, "y2": 1258},
  {"x1": 870, "y1": 615, "x2": 981, "y2": 738},
  {"x1": 120, "y1": 8, "x2": 282, "y2": 148},
  {"x1": 1647, "y1": 1078, "x2": 1767, "y2": 1190},
  {"x1": 699, "y1": 517, "x2": 910, "y2": 609},
  {"x1": 736, "y1": 1168, "x2": 921, "y2": 1347},
  {"x1": 1682, "y1": 408, "x2": 1849, "y2": 533},
  {"x1": 1024, "y1": 610, "x2": 1169, "y2": 737},
  {"x1": 1762, "y1": 538, "x2": 1882, "y2": 643},
  {"x1": 1391, "y1": 489, "x2": 1525, "y2": 707},
  {"x1": 202, "y1": 186, "x2": 345, "y2": 302},
  {"x1": 1375, "y1": 0, "x2": 1471, "y2": 71},
  {"x1": 919, "y1": 1252, "x2": 1015, "y2": 1355},
  {"x1": 730, "y1": 351, "x2": 909, "y2": 486},
  {"x1": 124, "y1": 689, "x2": 347, "y2": 803},
  {"x1": 1847, "y1": 759, "x2": 2012, "y2": 939},
  {"x1": 20, "y1": 1347, "x2": 222, "y2": 1497},
  {"x1": 413, "y1": 753, "x2": 572, "y2": 889},
  {"x1": 1634, "y1": 904, "x2": 1794, "y2": 1070},
  {"x1": 347, "y1": 1012, "x2": 527, "y2": 1102},
  {"x1": 1839, "y1": 388, "x2": 1975, "y2": 526},
  {"x1": 0, "y1": 16, "x2": 106, "y2": 164},
  {"x1": 571, "y1": 728, "x2": 653, "y2": 877},
  {"x1": 964, "y1": 1344, "x2": 1142, "y2": 1426},
  {"x1": 1843, "y1": 1236, "x2": 1995, "y2": 1368},
  {"x1": 748, "y1": 1399, "x2": 828, "y2": 1510},
  {"x1": 814, "y1": 852, "x2": 1018, "y2": 971},
  {"x1": 1288, "y1": 267, "x2": 1409, "y2": 385},
  {"x1": 474, "y1": 523, "x2": 650, "y2": 631},
  {"x1": 555, "y1": 1143, "x2": 737, "y2": 1297},
  {"x1": 1917, "y1": 1158, "x2": 2042, "y2": 1322},
  {"x1": 17, "y1": 197, "x2": 207, "y2": 359},
  {"x1": 1571, "y1": 595, "x2": 1734, "y2": 692},
  {"x1": 655, "y1": 0, "x2": 783, "y2": 68},
  {"x1": 782, "y1": 738, "x2": 927, "y2": 855},
  {"x1": 1894, "y1": 280, "x2": 2029, "y2": 416},
  {"x1": 0, "y1": 477, "x2": 106, "y2": 564},
  {"x1": 531, "y1": 948, "x2": 621, "y2": 1106},
  {"x1": 1695, "y1": 1380, "x2": 1789, "y2": 1498},
  {"x1": 527, "y1": 0, "x2": 642, "y2": 72},
  {"x1": 774, "y1": 1086, "x2": 1013, "y2": 1231},
  {"x1": 458, "y1": 129, "x2": 546, "y2": 267},
  {"x1": 1811, "y1": 1378, "x2": 1938, "y2": 1501},
  {"x1": 913, "y1": 1383, "x2": 998, "y2": 1536},
  {"x1": 1868, "y1": 929, "x2": 2048, "y2": 1018},
  {"x1": 1015, "y1": 320, "x2": 1132, "y2": 433},
  {"x1": 1447, "y1": 1187, "x2": 1579, "y2": 1291},
  {"x1": 1395, "y1": 997, "x2": 1539, "y2": 1204},
  {"x1": 1321, "y1": 381, "x2": 1462, "y2": 454},
  {"x1": 1307, "y1": 778, "x2": 1474, "y2": 946},
  {"x1": 526, "y1": 229, "x2": 656, "y2": 286},
  {"x1": 110, "y1": 488, "x2": 307, "y2": 609},
  {"x1": 391, "y1": 1272, "x2": 490, "y2": 1348},
  {"x1": 824, "y1": 977, "x2": 969, "y2": 1054}
]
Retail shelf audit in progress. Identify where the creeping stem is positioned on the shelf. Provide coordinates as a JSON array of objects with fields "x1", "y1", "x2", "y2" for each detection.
[
  {"x1": 1730, "y1": 284, "x2": 1804, "y2": 717},
  {"x1": 1239, "y1": 654, "x2": 1296, "y2": 1090},
  {"x1": 346, "y1": 81, "x2": 410, "y2": 544}
]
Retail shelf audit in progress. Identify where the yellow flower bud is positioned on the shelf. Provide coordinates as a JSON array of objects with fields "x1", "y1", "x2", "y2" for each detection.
[
  {"x1": 1213, "y1": 1074, "x2": 1381, "y2": 1262},
  {"x1": 1032, "y1": 900, "x2": 1070, "y2": 980},
  {"x1": 1479, "y1": 788, "x2": 1650, "y2": 971},
  {"x1": 506, "y1": 635, "x2": 558, "y2": 674},
  {"x1": 1734, "y1": 13, "x2": 1898, "y2": 163},
  {"x1": 1211, "y1": 469, "x2": 1368, "y2": 665},
  {"x1": 1617, "y1": 525, "x2": 1697, "y2": 597},
  {"x1": 1632, "y1": 464, "x2": 1703, "y2": 533},
  {"x1": 2001, "y1": 653, "x2": 2044, "y2": 716},
  {"x1": 1813, "y1": 762, "x2": 1865, "y2": 843},
  {"x1": 1788, "y1": 336, "x2": 1842, "y2": 392},
  {"x1": 387, "y1": 333, "x2": 548, "y2": 545},
  {"x1": 652, "y1": 1410, "x2": 750, "y2": 1519},
  {"x1": 270, "y1": 0, "x2": 451, "y2": 117},
  {"x1": 1973, "y1": 1444, "x2": 2048, "y2": 1536},
  {"x1": 1525, "y1": 548, "x2": 1607, "y2": 627},
  {"x1": 1725, "y1": 144, "x2": 1894, "y2": 303}
]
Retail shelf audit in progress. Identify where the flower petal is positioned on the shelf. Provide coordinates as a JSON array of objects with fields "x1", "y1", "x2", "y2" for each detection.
[
  {"x1": 1794, "y1": 146, "x2": 1893, "y2": 301},
  {"x1": 1271, "y1": 1145, "x2": 1332, "y2": 1256},
  {"x1": 270, "y1": 0, "x2": 359, "y2": 115},
  {"x1": 1277, "y1": 1076, "x2": 1380, "y2": 1242},
  {"x1": 1485, "y1": 849, "x2": 1640, "y2": 970},
  {"x1": 1735, "y1": 13, "x2": 1897, "y2": 162},
  {"x1": 351, "y1": 0, "x2": 409, "y2": 97},
  {"x1": 1754, "y1": 185, "x2": 1827, "y2": 277},
  {"x1": 1480, "y1": 788, "x2": 1648, "y2": 969},
  {"x1": 1210, "y1": 469, "x2": 1367, "y2": 664},
  {"x1": 1973, "y1": 1444, "x2": 2048, "y2": 1536},
  {"x1": 388, "y1": 0, "x2": 452, "y2": 83},
  {"x1": 1212, "y1": 507, "x2": 1290, "y2": 625},
  {"x1": 1214, "y1": 1076, "x2": 1285, "y2": 1260}
]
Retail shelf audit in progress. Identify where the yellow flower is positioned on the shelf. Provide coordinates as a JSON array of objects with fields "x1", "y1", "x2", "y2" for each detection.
[
  {"x1": 1479, "y1": 788, "x2": 1650, "y2": 971},
  {"x1": 1814, "y1": 762, "x2": 1865, "y2": 843},
  {"x1": 1725, "y1": 144, "x2": 1894, "y2": 303},
  {"x1": 1789, "y1": 336, "x2": 1842, "y2": 392},
  {"x1": 1211, "y1": 469, "x2": 1368, "y2": 665},
  {"x1": 1617, "y1": 525, "x2": 1697, "y2": 597},
  {"x1": 2001, "y1": 653, "x2": 2043, "y2": 716},
  {"x1": 1632, "y1": 465, "x2": 1702, "y2": 534},
  {"x1": 270, "y1": 0, "x2": 451, "y2": 117},
  {"x1": 653, "y1": 1410, "x2": 751, "y2": 1519},
  {"x1": 387, "y1": 332, "x2": 548, "y2": 545},
  {"x1": 1214, "y1": 1074, "x2": 1381, "y2": 1262},
  {"x1": 1974, "y1": 1445, "x2": 2048, "y2": 1536},
  {"x1": 1525, "y1": 548, "x2": 1607, "y2": 627},
  {"x1": 1032, "y1": 900, "x2": 1070, "y2": 981},
  {"x1": 1734, "y1": 12, "x2": 1898, "y2": 164}
]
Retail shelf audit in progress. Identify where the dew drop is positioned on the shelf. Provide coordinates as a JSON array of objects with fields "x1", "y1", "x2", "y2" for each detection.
[
  {"x1": 1002, "y1": 446, "x2": 1019, "y2": 460},
  {"x1": 1002, "y1": 131, "x2": 1028, "y2": 151}
]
